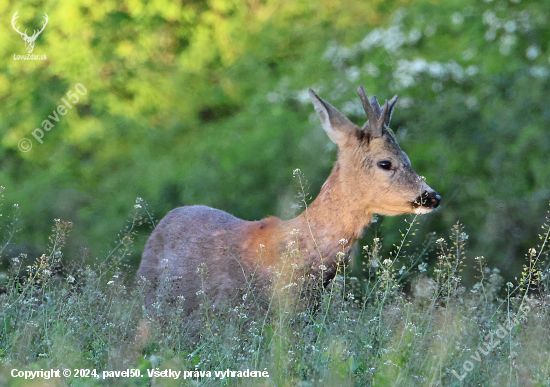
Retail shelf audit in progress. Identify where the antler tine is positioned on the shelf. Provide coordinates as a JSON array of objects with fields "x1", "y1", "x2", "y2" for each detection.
[
  {"x1": 31, "y1": 13, "x2": 48, "y2": 38},
  {"x1": 358, "y1": 86, "x2": 376, "y2": 123},
  {"x1": 11, "y1": 10, "x2": 27, "y2": 37},
  {"x1": 370, "y1": 95, "x2": 382, "y2": 117},
  {"x1": 379, "y1": 99, "x2": 389, "y2": 127},
  {"x1": 381, "y1": 94, "x2": 399, "y2": 128}
]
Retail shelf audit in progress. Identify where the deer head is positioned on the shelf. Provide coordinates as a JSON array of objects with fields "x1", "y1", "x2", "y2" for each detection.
[
  {"x1": 12, "y1": 11, "x2": 49, "y2": 54},
  {"x1": 309, "y1": 86, "x2": 440, "y2": 217}
]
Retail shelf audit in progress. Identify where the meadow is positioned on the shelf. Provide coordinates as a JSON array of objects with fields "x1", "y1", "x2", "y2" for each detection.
[{"x1": 1, "y1": 189, "x2": 549, "y2": 386}]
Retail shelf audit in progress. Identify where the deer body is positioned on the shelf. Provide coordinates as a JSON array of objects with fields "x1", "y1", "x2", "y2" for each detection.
[{"x1": 138, "y1": 86, "x2": 440, "y2": 313}]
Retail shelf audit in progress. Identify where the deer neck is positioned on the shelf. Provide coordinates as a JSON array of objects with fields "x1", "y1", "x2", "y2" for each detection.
[{"x1": 287, "y1": 162, "x2": 374, "y2": 279}]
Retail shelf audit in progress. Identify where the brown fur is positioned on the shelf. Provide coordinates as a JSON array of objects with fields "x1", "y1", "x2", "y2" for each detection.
[{"x1": 137, "y1": 86, "x2": 440, "y2": 314}]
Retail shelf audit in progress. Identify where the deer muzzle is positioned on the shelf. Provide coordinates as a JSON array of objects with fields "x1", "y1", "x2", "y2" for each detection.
[{"x1": 414, "y1": 190, "x2": 441, "y2": 210}]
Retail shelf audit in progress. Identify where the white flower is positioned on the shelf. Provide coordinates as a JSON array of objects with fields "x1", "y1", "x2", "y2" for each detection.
[
  {"x1": 530, "y1": 66, "x2": 550, "y2": 79},
  {"x1": 465, "y1": 65, "x2": 479, "y2": 76},
  {"x1": 281, "y1": 283, "x2": 297, "y2": 290},
  {"x1": 526, "y1": 45, "x2": 540, "y2": 61},
  {"x1": 504, "y1": 20, "x2": 517, "y2": 33},
  {"x1": 452, "y1": 12, "x2": 464, "y2": 26}
]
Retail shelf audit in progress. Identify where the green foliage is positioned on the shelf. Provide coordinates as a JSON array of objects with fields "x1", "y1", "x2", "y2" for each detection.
[{"x1": 1, "y1": 1, "x2": 550, "y2": 280}]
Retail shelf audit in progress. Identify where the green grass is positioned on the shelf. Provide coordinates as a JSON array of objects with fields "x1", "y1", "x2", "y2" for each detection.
[{"x1": 1, "y1": 196, "x2": 549, "y2": 386}]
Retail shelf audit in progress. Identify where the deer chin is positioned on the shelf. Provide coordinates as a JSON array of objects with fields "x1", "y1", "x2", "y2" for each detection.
[{"x1": 412, "y1": 205, "x2": 434, "y2": 215}]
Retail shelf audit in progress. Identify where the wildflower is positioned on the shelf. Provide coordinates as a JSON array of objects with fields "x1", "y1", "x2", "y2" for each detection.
[
  {"x1": 281, "y1": 283, "x2": 298, "y2": 290},
  {"x1": 452, "y1": 12, "x2": 464, "y2": 25},
  {"x1": 526, "y1": 45, "x2": 540, "y2": 61}
]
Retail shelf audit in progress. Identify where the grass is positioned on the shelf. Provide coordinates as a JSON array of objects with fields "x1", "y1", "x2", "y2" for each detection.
[{"x1": 0, "y1": 190, "x2": 550, "y2": 386}]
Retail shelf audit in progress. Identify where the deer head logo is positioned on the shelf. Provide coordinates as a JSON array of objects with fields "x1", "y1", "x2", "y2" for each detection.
[{"x1": 11, "y1": 11, "x2": 48, "y2": 54}]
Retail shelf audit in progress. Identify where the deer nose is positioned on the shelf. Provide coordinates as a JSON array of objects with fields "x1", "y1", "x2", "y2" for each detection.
[{"x1": 416, "y1": 191, "x2": 441, "y2": 209}]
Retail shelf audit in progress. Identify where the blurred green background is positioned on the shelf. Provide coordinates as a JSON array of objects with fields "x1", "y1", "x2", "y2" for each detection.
[{"x1": 1, "y1": 0, "x2": 549, "y2": 283}]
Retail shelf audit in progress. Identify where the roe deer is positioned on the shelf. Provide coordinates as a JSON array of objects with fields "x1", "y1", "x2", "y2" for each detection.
[{"x1": 138, "y1": 86, "x2": 440, "y2": 314}]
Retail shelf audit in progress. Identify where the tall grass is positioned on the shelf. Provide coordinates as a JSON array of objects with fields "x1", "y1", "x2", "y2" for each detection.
[{"x1": 0, "y1": 193, "x2": 549, "y2": 386}]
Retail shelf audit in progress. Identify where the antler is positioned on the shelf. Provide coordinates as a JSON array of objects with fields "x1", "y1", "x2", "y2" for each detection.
[
  {"x1": 358, "y1": 85, "x2": 398, "y2": 136},
  {"x1": 30, "y1": 13, "x2": 48, "y2": 40},
  {"x1": 11, "y1": 11, "x2": 48, "y2": 41},
  {"x1": 11, "y1": 11, "x2": 28, "y2": 38}
]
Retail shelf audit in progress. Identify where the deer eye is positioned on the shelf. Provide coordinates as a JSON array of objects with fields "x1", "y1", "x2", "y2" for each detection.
[{"x1": 377, "y1": 161, "x2": 393, "y2": 170}]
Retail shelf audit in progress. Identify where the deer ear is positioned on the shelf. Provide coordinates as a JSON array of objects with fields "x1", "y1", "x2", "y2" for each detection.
[{"x1": 309, "y1": 89, "x2": 356, "y2": 145}]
